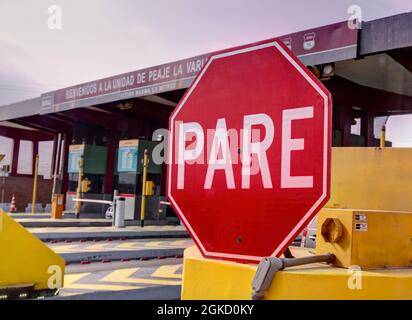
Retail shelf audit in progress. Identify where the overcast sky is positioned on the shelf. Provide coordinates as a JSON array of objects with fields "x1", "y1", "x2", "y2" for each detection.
[{"x1": 0, "y1": 0, "x2": 411, "y2": 105}]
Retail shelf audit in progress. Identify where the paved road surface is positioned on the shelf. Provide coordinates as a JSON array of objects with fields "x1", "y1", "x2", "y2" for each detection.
[
  {"x1": 47, "y1": 238, "x2": 193, "y2": 263},
  {"x1": 57, "y1": 258, "x2": 183, "y2": 299}
]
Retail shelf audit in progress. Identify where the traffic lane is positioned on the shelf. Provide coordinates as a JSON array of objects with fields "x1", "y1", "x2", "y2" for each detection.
[
  {"x1": 28, "y1": 225, "x2": 189, "y2": 241},
  {"x1": 55, "y1": 285, "x2": 181, "y2": 300},
  {"x1": 49, "y1": 238, "x2": 193, "y2": 253},
  {"x1": 16, "y1": 218, "x2": 112, "y2": 228},
  {"x1": 29, "y1": 225, "x2": 187, "y2": 233},
  {"x1": 58, "y1": 246, "x2": 313, "y2": 299},
  {"x1": 48, "y1": 238, "x2": 193, "y2": 263},
  {"x1": 58, "y1": 258, "x2": 183, "y2": 299},
  {"x1": 65, "y1": 257, "x2": 183, "y2": 273}
]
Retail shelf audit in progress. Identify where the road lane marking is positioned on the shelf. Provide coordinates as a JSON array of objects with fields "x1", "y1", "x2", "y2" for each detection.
[
  {"x1": 101, "y1": 268, "x2": 181, "y2": 286},
  {"x1": 151, "y1": 265, "x2": 182, "y2": 279},
  {"x1": 64, "y1": 272, "x2": 140, "y2": 291}
]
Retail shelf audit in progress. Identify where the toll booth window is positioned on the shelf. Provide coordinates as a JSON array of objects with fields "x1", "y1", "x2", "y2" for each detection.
[
  {"x1": 351, "y1": 117, "x2": 361, "y2": 135},
  {"x1": 38, "y1": 141, "x2": 54, "y2": 179},
  {"x1": 0, "y1": 136, "x2": 13, "y2": 171},
  {"x1": 118, "y1": 173, "x2": 138, "y2": 194},
  {"x1": 17, "y1": 140, "x2": 33, "y2": 174},
  {"x1": 68, "y1": 173, "x2": 79, "y2": 192}
]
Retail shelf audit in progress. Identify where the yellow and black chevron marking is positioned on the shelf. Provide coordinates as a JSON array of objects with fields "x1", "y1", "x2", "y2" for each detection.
[
  {"x1": 62, "y1": 264, "x2": 182, "y2": 295},
  {"x1": 50, "y1": 239, "x2": 193, "y2": 253}
]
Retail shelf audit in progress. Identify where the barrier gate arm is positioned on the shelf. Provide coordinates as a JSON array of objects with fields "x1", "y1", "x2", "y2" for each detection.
[
  {"x1": 251, "y1": 253, "x2": 336, "y2": 300},
  {"x1": 72, "y1": 198, "x2": 114, "y2": 205}
]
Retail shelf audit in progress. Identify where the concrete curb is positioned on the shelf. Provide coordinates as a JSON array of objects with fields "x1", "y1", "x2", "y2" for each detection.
[
  {"x1": 19, "y1": 220, "x2": 112, "y2": 228},
  {"x1": 35, "y1": 230, "x2": 190, "y2": 242},
  {"x1": 53, "y1": 285, "x2": 181, "y2": 300},
  {"x1": 17, "y1": 218, "x2": 180, "y2": 228},
  {"x1": 8, "y1": 214, "x2": 51, "y2": 219}
]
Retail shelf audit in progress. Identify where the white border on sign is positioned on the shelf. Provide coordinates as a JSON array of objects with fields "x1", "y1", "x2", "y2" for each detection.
[{"x1": 167, "y1": 41, "x2": 329, "y2": 262}]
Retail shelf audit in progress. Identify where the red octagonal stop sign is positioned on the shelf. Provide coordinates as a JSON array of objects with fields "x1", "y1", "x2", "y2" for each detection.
[{"x1": 167, "y1": 39, "x2": 332, "y2": 263}]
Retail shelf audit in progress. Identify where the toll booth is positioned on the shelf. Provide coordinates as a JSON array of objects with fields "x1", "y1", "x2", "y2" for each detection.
[
  {"x1": 117, "y1": 139, "x2": 163, "y2": 221},
  {"x1": 66, "y1": 144, "x2": 109, "y2": 214}
]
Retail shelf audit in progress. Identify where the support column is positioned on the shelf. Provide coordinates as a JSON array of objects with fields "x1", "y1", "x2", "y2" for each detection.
[
  {"x1": 103, "y1": 130, "x2": 117, "y2": 194},
  {"x1": 32, "y1": 140, "x2": 39, "y2": 176},
  {"x1": 60, "y1": 132, "x2": 72, "y2": 199},
  {"x1": 361, "y1": 110, "x2": 375, "y2": 147},
  {"x1": 339, "y1": 104, "x2": 353, "y2": 147},
  {"x1": 50, "y1": 134, "x2": 58, "y2": 176},
  {"x1": 11, "y1": 139, "x2": 20, "y2": 176}
]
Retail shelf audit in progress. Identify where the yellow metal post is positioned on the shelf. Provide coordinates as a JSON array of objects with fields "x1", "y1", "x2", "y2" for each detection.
[
  {"x1": 75, "y1": 155, "x2": 84, "y2": 219},
  {"x1": 31, "y1": 154, "x2": 39, "y2": 214},
  {"x1": 140, "y1": 149, "x2": 148, "y2": 228},
  {"x1": 380, "y1": 125, "x2": 386, "y2": 148}
]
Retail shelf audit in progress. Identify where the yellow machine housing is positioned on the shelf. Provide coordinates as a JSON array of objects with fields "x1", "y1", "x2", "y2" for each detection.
[
  {"x1": 326, "y1": 148, "x2": 412, "y2": 212},
  {"x1": 316, "y1": 208, "x2": 412, "y2": 269}
]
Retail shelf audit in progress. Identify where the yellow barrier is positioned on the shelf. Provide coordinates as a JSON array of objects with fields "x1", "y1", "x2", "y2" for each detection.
[
  {"x1": 181, "y1": 147, "x2": 412, "y2": 300},
  {"x1": 327, "y1": 147, "x2": 412, "y2": 212},
  {"x1": 182, "y1": 246, "x2": 412, "y2": 300},
  {"x1": 0, "y1": 210, "x2": 65, "y2": 292}
]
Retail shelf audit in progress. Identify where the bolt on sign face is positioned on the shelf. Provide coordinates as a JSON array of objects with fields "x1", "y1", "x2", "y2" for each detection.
[{"x1": 167, "y1": 39, "x2": 332, "y2": 263}]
